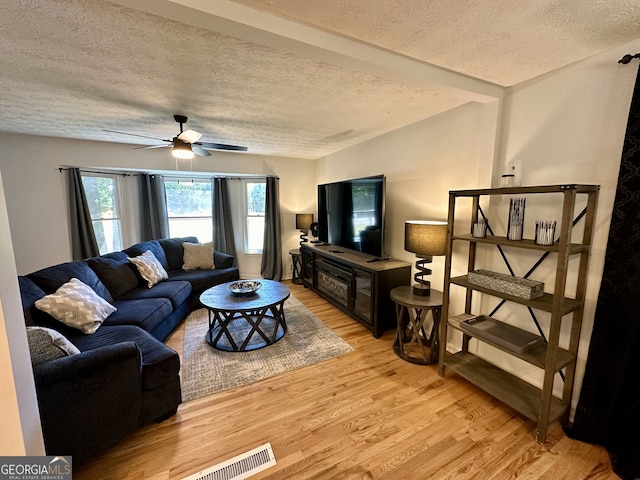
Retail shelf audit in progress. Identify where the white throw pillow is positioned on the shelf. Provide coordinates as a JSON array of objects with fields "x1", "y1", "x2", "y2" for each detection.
[
  {"x1": 35, "y1": 278, "x2": 116, "y2": 334},
  {"x1": 128, "y1": 250, "x2": 168, "y2": 288},
  {"x1": 26, "y1": 326, "x2": 81, "y2": 365},
  {"x1": 182, "y1": 242, "x2": 215, "y2": 270}
]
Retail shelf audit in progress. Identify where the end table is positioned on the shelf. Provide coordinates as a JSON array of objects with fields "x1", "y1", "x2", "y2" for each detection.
[
  {"x1": 390, "y1": 286, "x2": 443, "y2": 365},
  {"x1": 289, "y1": 249, "x2": 302, "y2": 284}
]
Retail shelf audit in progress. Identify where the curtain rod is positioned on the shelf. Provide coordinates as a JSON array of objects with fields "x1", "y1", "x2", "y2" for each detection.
[
  {"x1": 58, "y1": 167, "x2": 131, "y2": 177},
  {"x1": 619, "y1": 53, "x2": 640, "y2": 64},
  {"x1": 58, "y1": 167, "x2": 278, "y2": 180}
]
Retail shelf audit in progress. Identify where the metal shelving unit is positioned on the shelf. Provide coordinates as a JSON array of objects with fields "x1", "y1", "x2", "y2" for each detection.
[{"x1": 437, "y1": 184, "x2": 599, "y2": 443}]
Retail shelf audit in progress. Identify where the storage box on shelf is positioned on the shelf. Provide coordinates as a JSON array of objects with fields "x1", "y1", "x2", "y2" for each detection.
[
  {"x1": 437, "y1": 184, "x2": 599, "y2": 443},
  {"x1": 467, "y1": 269, "x2": 544, "y2": 299}
]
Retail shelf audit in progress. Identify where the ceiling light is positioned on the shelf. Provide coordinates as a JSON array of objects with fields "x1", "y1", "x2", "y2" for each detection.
[{"x1": 172, "y1": 140, "x2": 194, "y2": 159}]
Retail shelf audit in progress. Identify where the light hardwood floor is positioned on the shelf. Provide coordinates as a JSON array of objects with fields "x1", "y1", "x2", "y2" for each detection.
[{"x1": 74, "y1": 282, "x2": 618, "y2": 480}]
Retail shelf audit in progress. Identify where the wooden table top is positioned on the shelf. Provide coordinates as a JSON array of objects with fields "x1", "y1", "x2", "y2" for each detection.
[
  {"x1": 200, "y1": 279, "x2": 290, "y2": 311},
  {"x1": 390, "y1": 286, "x2": 443, "y2": 308}
]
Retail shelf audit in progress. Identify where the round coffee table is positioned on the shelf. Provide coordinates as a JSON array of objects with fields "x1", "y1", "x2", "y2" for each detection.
[{"x1": 199, "y1": 280, "x2": 290, "y2": 352}]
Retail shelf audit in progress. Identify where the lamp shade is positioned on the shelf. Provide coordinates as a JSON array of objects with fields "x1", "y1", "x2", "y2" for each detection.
[
  {"x1": 296, "y1": 213, "x2": 314, "y2": 231},
  {"x1": 404, "y1": 220, "x2": 448, "y2": 256}
]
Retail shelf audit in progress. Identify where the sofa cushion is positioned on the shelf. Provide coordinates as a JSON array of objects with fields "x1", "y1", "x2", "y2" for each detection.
[
  {"x1": 104, "y1": 298, "x2": 172, "y2": 334},
  {"x1": 128, "y1": 250, "x2": 168, "y2": 288},
  {"x1": 118, "y1": 280, "x2": 191, "y2": 309},
  {"x1": 33, "y1": 341, "x2": 144, "y2": 465},
  {"x1": 27, "y1": 326, "x2": 80, "y2": 365},
  {"x1": 182, "y1": 241, "x2": 215, "y2": 270},
  {"x1": 166, "y1": 267, "x2": 240, "y2": 297},
  {"x1": 18, "y1": 276, "x2": 47, "y2": 326},
  {"x1": 158, "y1": 236, "x2": 198, "y2": 270},
  {"x1": 68, "y1": 325, "x2": 180, "y2": 391},
  {"x1": 214, "y1": 251, "x2": 236, "y2": 269},
  {"x1": 28, "y1": 261, "x2": 114, "y2": 303},
  {"x1": 35, "y1": 278, "x2": 117, "y2": 334},
  {"x1": 123, "y1": 240, "x2": 169, "y2": 271},
  {"x1": 87, "y1": 252, "x2": 139, "y2": 298}
]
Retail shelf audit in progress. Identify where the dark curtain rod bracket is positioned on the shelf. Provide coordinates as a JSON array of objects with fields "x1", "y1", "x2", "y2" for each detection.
[{"x1": 619, "y1": 52, "x2": 640, "y2": 64}]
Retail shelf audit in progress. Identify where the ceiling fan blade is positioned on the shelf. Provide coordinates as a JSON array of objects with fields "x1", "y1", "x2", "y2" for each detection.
[
  {"x1": 192, "y1": 145, "x2": 211, "y2": 157},
  {"x1": 199, "y1": 141, "x2": 248, "y2": 152},
  {"x1": 133, "y1": 144, "x2": 171, "y2": 150},
  {"x1": 103, "y1": 129, "x2": 165, "y2": 141},
  {"x1": 178, "y1": 129, "x2": 202, "y2": 144}
]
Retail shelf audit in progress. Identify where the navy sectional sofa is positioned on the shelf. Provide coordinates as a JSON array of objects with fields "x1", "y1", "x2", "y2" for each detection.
[{"x1": 19, "y1": 236, "x2": 239, "y2": 464}]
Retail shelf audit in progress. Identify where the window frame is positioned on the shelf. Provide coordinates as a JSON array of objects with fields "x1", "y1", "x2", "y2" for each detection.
[
  {"x1": 80, "y1": 172, "x2": 126, "y2": 255},
  {"x1": 241, "y1": 178, "x2": 266, "y2": 254},
  {"x1": 164, "y1": 176, "x2": 213, "y2": 243}
]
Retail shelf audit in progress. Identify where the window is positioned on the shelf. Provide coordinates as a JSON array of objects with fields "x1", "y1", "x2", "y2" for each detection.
[
  {"x1": 165, "y1": 179, "x2": 213, "y2": 242},
  {"x1": 244, "y1": 180, "x2": 266, "y2": 253},
  {"x1": 351, "y1": 182, "x2": 379, "y2": 241},
  {"x1": 81, "y1": 173, "x2": 124, "y2": 254}
]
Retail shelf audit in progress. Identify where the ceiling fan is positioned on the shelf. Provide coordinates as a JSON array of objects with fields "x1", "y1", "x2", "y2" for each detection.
[{"x1": 105, "y1": 114, "x2": 248, "y2": 159}]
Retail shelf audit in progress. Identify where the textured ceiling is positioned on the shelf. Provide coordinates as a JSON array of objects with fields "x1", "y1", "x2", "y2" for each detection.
[
  {"x1": 233, "y1": 0, "x2": 640, "y2": 86},
  {"x1": 0, "y1": 0, "x2": 638, "y2": 159}
]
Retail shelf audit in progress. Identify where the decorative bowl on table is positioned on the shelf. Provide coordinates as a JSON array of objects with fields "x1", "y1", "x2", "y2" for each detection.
[{"x1": 227, "y1": 280, "x2": 262, "y2": 296}]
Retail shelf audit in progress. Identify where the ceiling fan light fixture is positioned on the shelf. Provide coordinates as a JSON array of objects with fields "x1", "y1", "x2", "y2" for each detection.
[
  {"x1": 109, "y1": 114, "x2": 246, "y2": 154},
  {"x1": 172, "y1": 140, "x2": 194, "y2": 159}
]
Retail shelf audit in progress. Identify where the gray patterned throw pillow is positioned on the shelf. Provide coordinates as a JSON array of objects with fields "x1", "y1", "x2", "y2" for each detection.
[
  {"x1": 26, "y1": 326, "x2": 80, "y2": 365},
  {"x1": 35, "y1": 278, "x2": 116, "y2": 333},
  {"x1": 128, "y1": 250, "x2": 168, "y2": 288}
]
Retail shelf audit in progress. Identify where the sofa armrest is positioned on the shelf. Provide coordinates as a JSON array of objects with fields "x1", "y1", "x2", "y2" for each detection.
[
  {"x1": 214, "y1": 251, "x2": 235, "y2": 269},
  {"x1": 33, "y1": 342, "x2": 143, "y2": 463}
]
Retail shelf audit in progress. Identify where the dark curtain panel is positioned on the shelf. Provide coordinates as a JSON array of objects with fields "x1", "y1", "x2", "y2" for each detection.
[
  {"x1": 212, "y1": 177, "x2": 238, "y2": 266},
  {"x1": 67, "y1": 167, "x2": 99, "y2": 260},
  {"x1": 139, "y1": 173, "x2": 169, "y2": 241},
  {"x1": 565, "y1": 64, "x2": 640, "y2": 480},
  {"x1": 260, "y1": 176, "x2": 282, "y2": 280}
]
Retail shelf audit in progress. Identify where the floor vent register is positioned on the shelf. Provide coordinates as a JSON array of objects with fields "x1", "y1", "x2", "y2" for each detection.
[{"x1": 182, "y1": 443, "x2": 276, "y2": 480}]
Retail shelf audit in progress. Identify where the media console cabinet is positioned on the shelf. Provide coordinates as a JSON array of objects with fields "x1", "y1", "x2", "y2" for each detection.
[{"x1": 300, "y1": 243, "x2": 411, "y2": 338}]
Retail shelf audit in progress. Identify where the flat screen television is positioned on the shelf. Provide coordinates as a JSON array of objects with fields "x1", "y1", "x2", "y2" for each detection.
[{"x1": 317, "y1": 174, "x2": 386, "y2": 259}]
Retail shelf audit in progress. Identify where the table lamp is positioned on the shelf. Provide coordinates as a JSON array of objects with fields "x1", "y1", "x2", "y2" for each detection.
[
  {"x1": 296, "y1": 213, "x2": 314, "y2": 245},
  {"x1": 404, "y1": 220, "x2": 448, "y2": 296}
]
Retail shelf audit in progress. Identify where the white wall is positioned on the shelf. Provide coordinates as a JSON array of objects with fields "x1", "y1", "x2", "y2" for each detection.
[
  {"x1": 0, "y1": 134, "x2": 316, "y2": 277},
  {"x1": 317, "y1": 101, "x2": 500, "y2": 293},
  {"x1": 0, "y1": 172, "x2": 45, "y2": 455},
  {"x1": 477, "y1": 42, "x2": 638, "y2": 410}
]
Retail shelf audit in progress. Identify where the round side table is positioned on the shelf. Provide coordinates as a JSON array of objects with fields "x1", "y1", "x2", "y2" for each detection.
[
  {"x1": 390, "y1": 286, "x2": 443, "y2": 365},
  {"x1": 289, "y1": 249, "x2": 302, "y2": 284}
]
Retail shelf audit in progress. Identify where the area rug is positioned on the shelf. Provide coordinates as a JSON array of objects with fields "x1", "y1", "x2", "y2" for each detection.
[{"x1": 181, "y1": 294, "x2": 353, "y2": 402}]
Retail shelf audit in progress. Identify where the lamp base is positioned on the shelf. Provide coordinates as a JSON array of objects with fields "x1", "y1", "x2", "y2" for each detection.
[
  {"x1": 299, "y1": 231, "x2": 309, "y2": 246},
  {"x1": 412, "y1": 284, "x2": 431, "y2": 296},
  {"x1": 412, "y1": 256, "x2": 433, "y2": 296}
]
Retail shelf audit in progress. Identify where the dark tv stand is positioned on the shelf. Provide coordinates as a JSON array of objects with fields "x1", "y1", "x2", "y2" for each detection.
[{"x1": 300, "y1": 244, "x2": 411, "y2": 338}]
